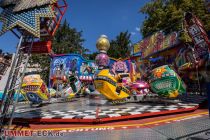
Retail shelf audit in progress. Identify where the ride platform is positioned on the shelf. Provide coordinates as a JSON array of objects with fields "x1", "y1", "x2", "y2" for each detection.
[{"x1": 10, "y1": 96, "x2": 200, "y2": 124}]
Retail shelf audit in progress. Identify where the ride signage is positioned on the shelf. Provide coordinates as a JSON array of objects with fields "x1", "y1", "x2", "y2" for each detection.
[
  {"x1": 133, "y1": 32, "x2": 179, "y2": 58},
  {"x1": 184, "y1": 12, "x2": 210, "y2": 60}
]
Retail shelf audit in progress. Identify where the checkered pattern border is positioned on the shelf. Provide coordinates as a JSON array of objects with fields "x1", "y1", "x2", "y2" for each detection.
[{"x1": 13, "y1": 103, "x2": 198, "y2": 120}]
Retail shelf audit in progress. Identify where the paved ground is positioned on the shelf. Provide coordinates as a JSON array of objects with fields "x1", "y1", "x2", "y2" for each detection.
[
  {"x1": 13, "y1": 94, "x2": 207, "y2": 114},
  {"x1": 10, "y1": 96, "x2": 198, "y2": 123},
  {"x1": 6, "y1": 109, "x2": 209, "y2": 140},
  {"x1": 2, "y1": 96, "x2": 209, "y2": 140},
  {"x1": 14, "y1": 96, "x2": 200, "y2": 114}
]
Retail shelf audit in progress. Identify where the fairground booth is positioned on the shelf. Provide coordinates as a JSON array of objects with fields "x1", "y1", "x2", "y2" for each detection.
[{"x1": 132, "y1": 29, "x2": 209, "y2": 95}]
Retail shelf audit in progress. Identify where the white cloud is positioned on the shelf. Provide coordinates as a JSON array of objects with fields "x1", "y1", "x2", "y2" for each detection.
[
  {"x1": 135, "y1": 27, "x2": 140, "y2": 32},
  {"x1": 131, "y1": 32, "x2": 136, "y2": 35}
]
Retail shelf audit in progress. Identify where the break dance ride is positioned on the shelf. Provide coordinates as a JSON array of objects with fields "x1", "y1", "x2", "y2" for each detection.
[
  {"x1": 0, "y1": 0, "x2": 207, "y2": 134},
  {"x1": 5, "y1": 34, "x2": 200, "y2": 125},
  {"x1": 94, "y1": 35, "x2": 186, "y2": 104},
  {"x1": 94, "y1": 12, "x2": 209, "y2": 105}
]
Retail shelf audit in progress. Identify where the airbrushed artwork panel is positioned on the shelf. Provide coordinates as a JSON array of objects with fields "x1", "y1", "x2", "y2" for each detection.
[
  {"x1": 109, "y1": 59, "x2": 131, "y2": 74},
  {"x1": 50, "y1": 54, "x2": 133, "y2": 87},
  {"x1": 50, "y1": 54, "x2": 98, "y2": 87}
]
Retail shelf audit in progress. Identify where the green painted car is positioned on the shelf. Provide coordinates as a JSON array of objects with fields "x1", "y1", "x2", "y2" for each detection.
[{"x1": 149, "y1": 65, "x2": 186, "y2": 98}]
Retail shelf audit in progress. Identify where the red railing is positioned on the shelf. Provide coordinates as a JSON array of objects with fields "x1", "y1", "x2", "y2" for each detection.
[{"x1": 26, "y1": 0, "x2": 68, "y2": 54}]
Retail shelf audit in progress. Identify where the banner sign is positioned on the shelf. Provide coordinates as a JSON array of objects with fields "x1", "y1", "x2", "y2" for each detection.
[
  {"x1": 133, "y1": 43, "x2": 140, "y2": 54},
  {"x1": 133, "y1": 32, "x2": 179, "y2": 58},
  {"x1": 184, "y1": 12, "x2": 210, "y2": 60}
]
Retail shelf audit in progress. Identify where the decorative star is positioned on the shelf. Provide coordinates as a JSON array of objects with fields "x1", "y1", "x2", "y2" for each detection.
[
  {"x1": 0, "y1": 5, "x2": 55, "y2": 38},
  {"x1": 0, "y1": 0, "x2": 57, "y2": 12},
  {"x1": 13, "y1": 0, "x2": 57, "y2": 12},
  {"x1": 0, "y1": 0, "x2": 19, "y2": 7}
]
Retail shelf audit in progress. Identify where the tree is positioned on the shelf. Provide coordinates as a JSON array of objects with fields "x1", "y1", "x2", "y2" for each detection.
[
  {"x1": 107, "y1": 31, "x2": 132, "y2": 59},
  {"x1": 52, "y1": 19, "x2": 88, "y2": 54},
  {"x1": 29, "y1": 20, "x2": 88, "y2": 84},
  {"x1": 29, "y1": 54, "x2": 50, "y2": 84},
  {"x1": 140, "y1": 0, "x2": 210, "y2": 38},
  {"x1": 87, "y1": 52, "x2": 98, "y2": 60}
]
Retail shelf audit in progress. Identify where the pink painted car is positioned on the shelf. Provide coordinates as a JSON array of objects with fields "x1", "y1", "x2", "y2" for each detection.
[
  {"x1": 119, "y1": 73, "x2": 150, "y2": 95},
  {"x1": 130, "y1": 80, "x2": 150, "y2": 94}
]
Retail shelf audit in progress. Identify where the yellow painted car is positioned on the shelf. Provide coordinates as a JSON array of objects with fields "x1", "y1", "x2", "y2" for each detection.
[
  {"x1": 94, "y1": 69, "x2": 131, "y2": 101},
  {"x1": 21, "y1": 74, "x2": 50, "y2": 104}
]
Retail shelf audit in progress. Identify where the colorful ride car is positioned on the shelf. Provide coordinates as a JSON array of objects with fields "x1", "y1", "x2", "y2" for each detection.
[
  {"x1": 61, "y1": 74, "x2": 82, "y2": 98},
  {"x1": 94, "y1": 69, "x2": 150, "y2": 101},
  {"x1": 149, "y1": 65, "x2": 186, "y2": 98},
  {"x1": 21, "y1": 73, "x2": 50, "y2": 105}
]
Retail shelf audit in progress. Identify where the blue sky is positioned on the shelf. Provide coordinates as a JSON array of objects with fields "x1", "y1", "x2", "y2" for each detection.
[{"x1": 0, "y1": 0, "x2": 149, "y2": 53}]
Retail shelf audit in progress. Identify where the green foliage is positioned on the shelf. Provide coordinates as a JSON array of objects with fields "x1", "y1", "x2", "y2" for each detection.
[
  {"x1": 29, "y1": 54, "x2": 50, "y2": 82},
  {"x1": 140, "y1": 0, "x2": 210, "y2": 38},
  {"x1": 29, "y1": 19, "x2": 88, "y2": 84},
  {"x1": 52, "y1": 19, "x2": 88, "y2": 54},
  {"x1": 87, "y1": 52, "x2": 98, "y2": 60},
  {"x1": 107, "y1": 31, "x2": 132, "y2": 59}
]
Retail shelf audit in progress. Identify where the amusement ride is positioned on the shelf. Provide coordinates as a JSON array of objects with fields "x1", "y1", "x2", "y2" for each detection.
[{"x1": 0, "y1": 0, "x2": 209, "y2": 140}]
